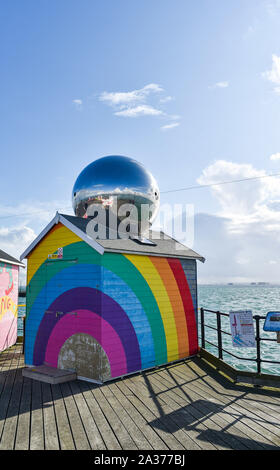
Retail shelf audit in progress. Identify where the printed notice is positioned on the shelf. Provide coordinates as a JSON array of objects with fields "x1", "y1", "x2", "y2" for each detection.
[{"x1": 229, "y1": 310, "x2": 256, "y2": 348}]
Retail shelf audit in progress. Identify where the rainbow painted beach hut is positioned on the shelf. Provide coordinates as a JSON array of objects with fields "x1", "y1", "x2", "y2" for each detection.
[
  {"x1": 0, "y1": 249, "x2": 24, "y2": 352},
  {"x1": 20, "y1": 212, "x2": 205, "y2": 383}
]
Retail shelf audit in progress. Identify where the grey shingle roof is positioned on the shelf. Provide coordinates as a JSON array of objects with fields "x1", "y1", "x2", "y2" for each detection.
[
  {"x1": 61, "y1": 213, "x2": 205, "y2": 262},
  {"x1": 0, "y1": 249, "x2": 25, "y2": 266}
]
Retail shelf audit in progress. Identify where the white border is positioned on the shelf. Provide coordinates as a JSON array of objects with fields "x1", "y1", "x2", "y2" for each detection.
[
  {"x1": 0, "y1": 258, "x2": 25, "y2": 268},
  {"x1": 20, "y1": 212, "x2": 104, "y2": 260}
]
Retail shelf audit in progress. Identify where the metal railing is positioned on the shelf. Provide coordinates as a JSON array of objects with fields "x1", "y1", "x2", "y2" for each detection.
[
  {"x1": 17, "y1": 304, "x2": 26, "y2": 353},
  {"x1": 200, "y1": 308, "x2": 280, "y2": 375}
]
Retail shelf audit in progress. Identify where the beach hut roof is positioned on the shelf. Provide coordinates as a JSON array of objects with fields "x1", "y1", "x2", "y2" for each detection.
[
  {"x1": 0, "y1": 249, "x2": 25, "y2": 267},
  {"x1": 20, "y1": 212, "x2": 205, "y2": 263}
]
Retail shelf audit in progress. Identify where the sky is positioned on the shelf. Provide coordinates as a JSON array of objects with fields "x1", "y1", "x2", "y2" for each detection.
[{"x1": 1, "y1": 0, "x2": 280, "y2": 284}]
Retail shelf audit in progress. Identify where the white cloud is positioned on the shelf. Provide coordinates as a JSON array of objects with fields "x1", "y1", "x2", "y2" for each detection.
[
  {"x1": 0, "y1": 200, "x2": 74, "y2": 285},
  {"x1": 99, "y1": 83, "x2": 163, "y2": 107},
  {"x1": 99, "y1": 83, "x2": 179, "y2": 124},
  {"x1": 0, "y1": 225, "x2": 36, "y2": 260},
  {"x1": 114, "y1": 105, "x2": 164, "y2": 118},
  {"x1": 0, "y1": 200, "x2": 71, "y2": 252},
  {"x1": 174, "y1": 155, "x2": 280, "y2": 282},
  {"x1": 246, "y1": 25, "x2": 256, "y2": 36},
  {"x1": 263, "y1": 54, "x2": 280, "y2": 94},
  {"x1": 72, "y1": 99, "x2": 83, "y2": 109},
  {"x1": 194, "y1": 212, "x2": 280, "y2": 284},
  {"x1": 197, "y1": 160, "x2": 280, "y2": 234},
  {"x1": 266, "y1": 0, "x2": 280, "y2": 16},
  {"x1": 161, "y1": 122, "x2": 180, "y2": 131},
  {"x1": 159, "y1": 96, "x2": 173, "y2": 103},
  {"x1": 270, "y1": 152, "x2": 280, "y2": 161},
  {"x1": 210, "y1": 81, "x2": 229, "y2": 89},
  {"x1": 0, "y1": 200, "x2": 71, "y2": 225},
  {"x1": 193, "y1": 160, "x2": 280, "y2": 282}
]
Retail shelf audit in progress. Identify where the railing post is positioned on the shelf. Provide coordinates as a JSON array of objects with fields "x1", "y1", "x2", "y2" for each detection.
[
  {"x1": 255, "y1": 315, "x2": 261, "y2": 374},
  {"x1": 201, "y1": 308, "x2": 205, "y2": 349},
  {"x1": 217, "y1": 311, "x2": 223, "y2": 360},
  {"x1": 22, "y1": 316, "x2": 25, "y2": 355}
]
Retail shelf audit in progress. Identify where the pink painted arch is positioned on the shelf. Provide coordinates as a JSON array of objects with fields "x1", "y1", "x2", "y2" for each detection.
[{"x1": 44, "y1": 309, "x2": 127, "y2": 378}]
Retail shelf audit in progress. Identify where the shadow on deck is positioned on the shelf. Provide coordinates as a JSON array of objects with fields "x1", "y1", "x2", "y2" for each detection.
[{"x1": 0, "y1": 345, "x2": 280, "y2": 450}]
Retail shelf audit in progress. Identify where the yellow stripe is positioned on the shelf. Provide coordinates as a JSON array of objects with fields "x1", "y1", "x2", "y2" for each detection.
[
  {"x1": 150, "y1": 257, "x2": 189, "y2": 359},
  {"x1": 124, "y1": 254, "x2": 179, "y2": 362},
  {"x1": 27, "y1": 224, "x2": 82, "y2": 284}
]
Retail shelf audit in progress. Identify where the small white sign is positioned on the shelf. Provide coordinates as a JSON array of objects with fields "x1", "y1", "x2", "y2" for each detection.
[
  {"x1": 48, "y1": 248, "x2": 63, "y2": 260},
  {"x1": 229, "y1": 310, "x2": 256, "y2": 348}
]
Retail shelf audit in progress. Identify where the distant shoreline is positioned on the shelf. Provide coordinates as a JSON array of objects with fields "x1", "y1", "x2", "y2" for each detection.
[{"x1": 198, "y1": 283, "x2": 279, "y2": 287}]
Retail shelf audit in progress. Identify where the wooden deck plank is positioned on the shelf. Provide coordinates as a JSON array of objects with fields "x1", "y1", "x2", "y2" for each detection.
[
  {"x1": 1, "y1": 346, "x2": 280, "y2": 451},
  {"x1": 0, "y1": 347, "x2": 19, "y2": 399},
  {"x1": 190, "y1": 359, "x2": 280, "y2": 428},
  {"x1": 68, "y1": 380, "x2": 106, "y2": 450},
  {"x1": 164, "y1": 363, "x2": 271, "y2": 449},
  {"x1": 103, "y1": 383, "x2": 153, "y2": 450},
  {"x1": 14, "y1": 376, "x2": 32, "y2": 450},
  {"x1": 59, "y1": 381, "x2": 90, "y2": 450},
  {"x1": 117, "y1": 379, "x2": 187, "y2": 450},
  {"x1": 147, "y1": 368, "x2": 251, "y2": 450},
  {"x1": 139, "y1": 370, "x2": 234, "y2": 450},
  {"x1": 41, "y1": 382, "x2": 60, "y2": 450},
  {"x1": 109, "y1": 382, "x2": 168, "y2": 450},
  {"x1": 124, "y1": 374, "x2": 218, "y2": 450},
  {"x1": 184, "y1": 360, "x2": 280, "y2": 446},
  {"x1": 167, "y1": 360, "x2": 280, "y2": 449},
  {"x1": 30, "y1": 379, "x2": 44, "y2": 450},
  {"x1": 0, "y1": 353, "x2": 23, "y2": 450},
  {"x1": 92, "y1": 387, "x2": 138, "y2": 450},
  {"x1": 51, "y1": 384, "x2": 75, "y2": 450},
  {"x1": 78, "y1": 380, "x2": 122, "y2": 450}
]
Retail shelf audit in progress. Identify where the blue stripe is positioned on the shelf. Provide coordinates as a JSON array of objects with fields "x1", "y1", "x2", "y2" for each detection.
[{"x1": 26, "y1": 263, "x2": 155, "y2": 369}]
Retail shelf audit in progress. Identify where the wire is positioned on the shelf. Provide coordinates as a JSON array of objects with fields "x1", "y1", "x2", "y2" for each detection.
[
  {"x1": 161, "y1": 172, "x2": 280, "y2": 194},
  {"x1": 0, "y1": 207, "x2": 73, "y2": 221},
  {"x1": 1, "y1": 172, "x2": 280, "y2": 220}
]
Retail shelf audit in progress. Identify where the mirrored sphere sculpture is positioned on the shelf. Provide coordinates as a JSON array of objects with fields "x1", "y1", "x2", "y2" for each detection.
[{"x1": 72, "y1": 155, "x2": 160, "y2": 226}]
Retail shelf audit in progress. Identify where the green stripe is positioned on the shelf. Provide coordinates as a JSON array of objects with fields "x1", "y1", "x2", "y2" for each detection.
[{"x1": 26, "y1": 241, "x2": 167, "y2": 364}]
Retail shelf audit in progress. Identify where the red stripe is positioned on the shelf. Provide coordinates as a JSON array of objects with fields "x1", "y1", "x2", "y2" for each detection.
[{"x1": 168, "y1": 259, "x2": 198, "y2": 356}]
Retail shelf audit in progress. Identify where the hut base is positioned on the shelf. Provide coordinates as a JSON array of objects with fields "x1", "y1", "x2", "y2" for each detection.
[{"x1": 22, "y1": 365, "x2": 77, "y2": 384}]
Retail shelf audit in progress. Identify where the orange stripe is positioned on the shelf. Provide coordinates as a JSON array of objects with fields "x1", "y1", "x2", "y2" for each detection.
[{"x1": 149, "y1": 257, "x2": 189, "y2": 358}]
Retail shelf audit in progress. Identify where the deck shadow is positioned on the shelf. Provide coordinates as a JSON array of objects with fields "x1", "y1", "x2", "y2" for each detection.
[
  {"x1": 188, "y1": 356, "x2": 280, "y2": 400},
  {"x1": 196, "y1": 428, "x2": 279, "y2": 450},
  {"x1": 149, "y1": 399, "x2": 224, "y2": 432},
  {"x1": 1, "y1": 350, "x2": 280, "y2": 452}
]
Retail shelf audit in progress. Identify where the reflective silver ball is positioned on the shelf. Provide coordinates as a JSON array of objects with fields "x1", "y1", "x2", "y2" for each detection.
[{"x1": 72, "y1": 155, "x2": 160, "y2": 224}]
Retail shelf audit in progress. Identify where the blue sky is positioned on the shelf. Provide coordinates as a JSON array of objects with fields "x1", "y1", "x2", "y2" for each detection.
[{"x1": 1, "y1": 0, "x2": 280, "y2": 283}]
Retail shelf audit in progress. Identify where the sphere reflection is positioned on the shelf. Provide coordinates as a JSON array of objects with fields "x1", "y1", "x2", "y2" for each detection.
[{"x1": 72, "y1": 155, "x2": 160, "y2": 225}]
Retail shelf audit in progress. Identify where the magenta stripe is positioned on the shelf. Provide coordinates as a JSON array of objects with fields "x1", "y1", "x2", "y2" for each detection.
[{"x1": 44, "y1": 309, "x2": 127, "y2": 378}]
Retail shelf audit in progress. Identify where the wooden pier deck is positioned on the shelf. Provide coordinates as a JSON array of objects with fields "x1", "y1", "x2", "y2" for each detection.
[{"x1": 1, "y1": 344, "x2": 280, "y2": 450}]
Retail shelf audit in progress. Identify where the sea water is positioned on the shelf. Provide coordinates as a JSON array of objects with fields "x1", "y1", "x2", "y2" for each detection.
[
  {"x1": 198, "y1": 285, "x2": 280, "y2": 375},
  {"x1": 17, "y1": 287, "x2": 280, "y2": 376},
  {"x1": 17, "y1": 296, "x2": 26, "y2": 337}
]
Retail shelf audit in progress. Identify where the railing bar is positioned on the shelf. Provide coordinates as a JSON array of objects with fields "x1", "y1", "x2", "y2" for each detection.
[
  {"x1": 221, "y1": 349, "x2": 257, "y2": 361},
  {"x1": 259, "y1": 359, "x2": 280, "y2": 365},
  {"x1": 259, "y1": 337, "x2": 277, "y2": 342},
  {"x1": 203, "y1": 309, "x2": 266, "y2": 321},
  {"x1": 200, "y1": 308, "x2": 205, "y2": 349},
  {"x1": 203, "y1": 324, "x2": 231, "y2": 336},
  {"x1": 200, "y1": 307, "x2": 280, "y2": 375},
  {"x1": 204, "y1": 324, "x2": 217, "y2": 330},
  {"x1": 203, "y1": 309, "x2": 229, "y2": 317},
  {"x1": 220, "y1": 330, "x2": 231, "y2": 336},
  {"x1": 204, "y1": 339, "x2": 219, "y2": 349}
]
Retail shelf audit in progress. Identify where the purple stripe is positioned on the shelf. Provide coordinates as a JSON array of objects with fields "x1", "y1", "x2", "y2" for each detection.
[{"x1": 33, "y1": 287, "x2": 141, "y2": 372}]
